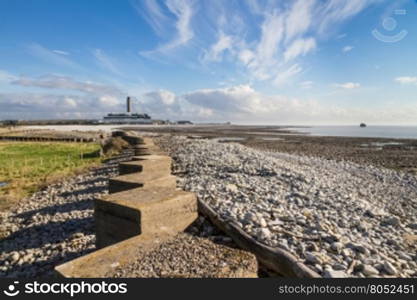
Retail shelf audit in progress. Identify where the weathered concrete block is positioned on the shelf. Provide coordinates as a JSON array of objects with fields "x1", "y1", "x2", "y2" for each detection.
[
  {"x1": 55, "y1": 233, "x2": 173, "y2": 278},
  {"x1": 121, "y1": 135, "x2": 144, "y2": 145},
  {"x1": 95, "y1": 187, "x2": 197, "y2": 249},
  {"x1": 133, "y1": 147, "x2": 151, "y2": 156},
  {"x1": 118, "y1": 155, "x2": 172, "y2": 175},
  {"x1": 108, "y1": 173, "x2": 177, "y2": 194}
]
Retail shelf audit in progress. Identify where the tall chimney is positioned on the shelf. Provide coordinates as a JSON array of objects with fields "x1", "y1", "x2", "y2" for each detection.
[{"x1": 126, "y1": 96, "x2": 132, "y2": 113}]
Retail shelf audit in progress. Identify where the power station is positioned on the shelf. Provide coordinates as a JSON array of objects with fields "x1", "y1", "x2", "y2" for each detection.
[{"x1": 103, "y1": 97, "x2": 152, "y2": 124}]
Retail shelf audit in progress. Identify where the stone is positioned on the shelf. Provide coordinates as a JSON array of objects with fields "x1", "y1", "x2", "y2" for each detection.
[
  {"x1": 383, "y1": 261, "x2": 397, "y2": 275},
  {"x1": 332, "y1": 263, "x2": 346, "y2": 271},
  {"x1": 259, "y1": 218, "x2": 267, "y2": 228},
  {"x1": 407, "y1": 223, "x2": 417, "y2": 230},
  {"x1": 226, "y1": 184, "x2": 238, "y2": 193},
  {"x1": 10, "y1": 252, "x2": 20, "y2": 263},
  {"x1": 341, "y1": 248, "x2": 353, "y2": 257},
  {"x1": 381, "y1": 216, "x2": 400, "y2": 226},
  {"x1": 305, "y1": 252, "x2": 322, "y2": 265},
  {"x1": 331, "y1": 242, "x2": 343, "y2": 253},
  {"x1": 362, "y1": 265, "x2": 380, "y2": 276},
  {"x1": 257, "y1": 228, "x2": 271, "y2": 240},
  {"x1": 323, "y1": 270, "x2": 347, "y2": 278}
]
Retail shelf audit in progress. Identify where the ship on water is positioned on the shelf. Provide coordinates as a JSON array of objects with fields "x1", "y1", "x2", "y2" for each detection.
[{"x1": 103, "y1": 97, "x2": 152, "y2": 124}]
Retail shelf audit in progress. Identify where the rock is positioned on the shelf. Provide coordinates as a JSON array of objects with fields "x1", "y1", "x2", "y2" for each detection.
[
  {"x1": 22, "y1": 254, "x2": 33, "y2": 263},
  {"x1": 226, "y1": 184, "x2": 238, "y2": 193},
  {"x1": 381, "y1": 216, "x2": 400, "y2": 226},
  {"x1": 341, "y1": 248, "x2": 353, "y2": 257},
  {"x1": 349, "y1": 244, "x2": 369, "y2": 255},
  {"x1": 323, "y1": 270, "x2": 347, "y2": 278},
  {"x1": 259, "y1": 218, "x2": 267, "y2": 228},
  {"x1": 331, "y1": 242, "x2": 343, "y2": 253},
  {"x1": 407, "y1": 223, "x2": 417, "y2": 230},
  {"x1": 305, "y1": 252, "x2": 322, "y2": 265},
  {"x1": 257, "y1": 228, "x2": 271, "y2": 240},
  {"x1": 362, "y1": 265, "x2": 380, "y2": 276},
  {"x1": 243, "y1": 212, "x2": 256, "y2": 222},
  {"x1": 332, "y1": 263, "x2": 346, "y2": 271},
  {"x1": 10, "y1": 252, "x2": 20, "y2": 263},
  {"x1": 383, "y1": 261, "x2": 397, "y2": 275}
]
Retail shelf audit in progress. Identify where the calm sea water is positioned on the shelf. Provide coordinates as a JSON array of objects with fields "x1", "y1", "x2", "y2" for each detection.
[{"x1": 292, "y1": 126, "x2": 417, "y2": 139}]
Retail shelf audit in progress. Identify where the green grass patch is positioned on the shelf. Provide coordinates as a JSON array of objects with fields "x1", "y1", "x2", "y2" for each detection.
[{"x1": 0, "y1": 142, "x2": 102, "y2": 210}]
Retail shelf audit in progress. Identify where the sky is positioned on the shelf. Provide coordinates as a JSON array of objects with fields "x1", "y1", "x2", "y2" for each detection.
[{"x1": 1, "y1": 0, "x2": 417, "y2": 125}]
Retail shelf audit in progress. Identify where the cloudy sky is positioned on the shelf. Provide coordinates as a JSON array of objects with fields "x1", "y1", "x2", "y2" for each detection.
[{"x1": 1, "y1": 0, "x2": 417, "y2": 124}]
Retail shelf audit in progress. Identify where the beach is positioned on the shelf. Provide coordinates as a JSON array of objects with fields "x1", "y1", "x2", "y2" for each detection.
[
  {"x1": 1, "y1": 124, "x2": 416, "y2": 278},
  {"x1": 155, "y1": 134, "x2": 417, "y2": 278}
]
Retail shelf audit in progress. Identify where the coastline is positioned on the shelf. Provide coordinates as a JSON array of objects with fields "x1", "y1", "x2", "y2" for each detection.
[{"x1": 125, "y1": 124, "x2": 417, "y2": 173}]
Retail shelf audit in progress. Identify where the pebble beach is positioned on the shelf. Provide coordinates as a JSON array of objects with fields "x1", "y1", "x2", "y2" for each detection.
[{"x1": 158, "y1": 135, "x2": 417, "y2": 278}]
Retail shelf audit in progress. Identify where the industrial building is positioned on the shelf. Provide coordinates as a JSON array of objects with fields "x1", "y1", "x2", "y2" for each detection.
[{"x1": 103, "y1": 97, "x2": 152, "y2": 124}]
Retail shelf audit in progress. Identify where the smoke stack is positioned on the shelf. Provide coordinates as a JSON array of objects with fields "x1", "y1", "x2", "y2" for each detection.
[{"x1": 126, "y1": 96, "x2": 132, "y2": 113}]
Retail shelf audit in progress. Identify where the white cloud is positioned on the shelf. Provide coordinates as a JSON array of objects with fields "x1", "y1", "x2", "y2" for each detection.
[
  {"x1": 98, "y1": 95, "x2": 120, "y2": 107},
  {"x1": 284, "y1": 38, "x2": 316, "y2": 62},
  {"x1": 395, "y1": 76, "x2": 417, "y2": 85},
  {"x1": 163, "y1": 0, "x2": 194, "y2": 50},
  {"x1": 93, "y1": 49, "x2": 123, "y2": 76},
  {"x1": 135, "y1": 0, "x2": 376, "y2": 86},
  {"x1": 0, "y1": 70, "x2": 18, "y2": 82},
  {"x1": 203, "y1": 32, "x2": 233, "y2": 62},
  {"x1": 0, "y1": 92, "x2": 124, "y2": 120},
  {"x1": 342, "y1": 45, "x2": 354, "y2": 53},
  {"x1": 3, "y1": 81, "x2": 417, "y2": 125},
  {"x1": 53, "y1": 50, "x2": 70, "y2": 56},
  {"x1": 132, "y1": 0, "x2": 169, "y2": 36},
  {"x1": 138, "y1": 0, "x2": 195, "y2": 55},
  {"x1": 180, "y1": 85, "x2": 337, "y2": 124},
  {"x1": 63, "y1": 97, "x2": 77, "y2": 108},
  {"x1": 249, "y1": 13, "x2": 284, "y2": 80},
  {"x1": 300, "y1": 81, "x2": 314, "y2": 89},
  {"x1": 285, "y1": 0, "x2": 315, "y2": 41},
  {"x1": 11, "y1": 74, "x2": 123, "y2": 96},
  {"x1": 27, "y1": 43, "x2": 80, "y2": 69},
  {"x1": 274, "y1": 64, "x2": 303, "y2": 86},
  {"x1": 238, "y1": 49, "x2": 255, "y2": 65},
  {"x1": 145, "y1": 90, "x2": 176, "y2": 105},
  {"x1": 334, "y1": 82, "x2": 361, "y2": 89},
  {"x1": 318, "y1": 0, "x2": 378, "y2": 34}
]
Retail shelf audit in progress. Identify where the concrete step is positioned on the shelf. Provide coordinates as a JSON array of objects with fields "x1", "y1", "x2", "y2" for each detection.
[
  {"x1": 95, "y1": 187, "x2": 197, "y2": 248},
  {"x1": 121, "y1": 135, "x2": 144, "y2": 145},
  {"x1": 118, "y1": 155, "x2": 172, "y2": 175},
  {"x1": 108, "y1": 173, "x2": 177, "y2": 194}
]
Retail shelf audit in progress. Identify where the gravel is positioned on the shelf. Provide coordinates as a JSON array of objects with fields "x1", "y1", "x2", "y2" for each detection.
[
  {"x1": 0, "y1": 152, "x2": 133, "y2": 278},
  {"x1": 108, "y1": 232, "x2": 257, "y2": 278},
  {"x1": 157, "y1": 135, "x2": 417, "y2": 278}
]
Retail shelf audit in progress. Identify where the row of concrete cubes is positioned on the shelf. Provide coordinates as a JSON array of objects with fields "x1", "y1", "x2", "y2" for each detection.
[
  {"x1": 54, "y1": 133, "x2": 258, "y2": 278},
  {"x1": 95, "y1": 135, "x2": 198, "y2": 249}
]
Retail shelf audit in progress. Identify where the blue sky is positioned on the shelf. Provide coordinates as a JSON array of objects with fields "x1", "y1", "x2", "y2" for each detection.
[{"x1": 1, "y1": 0, "x2": 417, "y2": 124}]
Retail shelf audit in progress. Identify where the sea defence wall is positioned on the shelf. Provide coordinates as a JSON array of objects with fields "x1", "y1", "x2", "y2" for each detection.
[{"x1": 55, "y1": 132, "x2": 258, "y2": 278}]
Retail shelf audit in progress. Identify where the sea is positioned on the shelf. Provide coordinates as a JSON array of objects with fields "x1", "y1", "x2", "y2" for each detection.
[{"x1": 290, "y1": 126, "x2": 417, "y2": 139}]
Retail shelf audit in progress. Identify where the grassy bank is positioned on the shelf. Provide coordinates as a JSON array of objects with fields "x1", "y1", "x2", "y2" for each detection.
[{"x1": 0, "y1": 141, "x2": 102, "y2": 210}]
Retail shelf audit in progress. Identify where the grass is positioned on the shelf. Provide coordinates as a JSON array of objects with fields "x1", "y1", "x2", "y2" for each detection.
[{"x1": 0, "y1": 141, "x2": 102, "y2": 210}]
